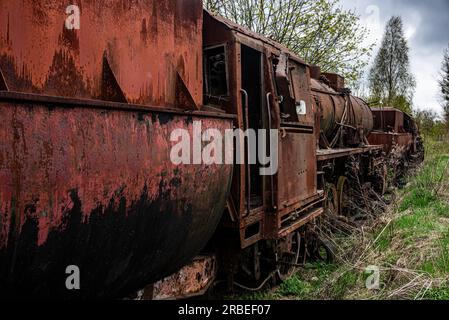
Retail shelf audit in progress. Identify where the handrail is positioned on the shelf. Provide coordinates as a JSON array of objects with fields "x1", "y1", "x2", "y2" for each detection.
[
  {"x1": 240, "y1": 89, "x2": 251, "y2": 218},
  {"x1": 266, "y1": 92, "x2": 276, "y2": 211}
]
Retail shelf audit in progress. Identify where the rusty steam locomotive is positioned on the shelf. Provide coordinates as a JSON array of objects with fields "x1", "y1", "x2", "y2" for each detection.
[{"x1": 0, "y1": 0, "x2": 422, "y2": 299}]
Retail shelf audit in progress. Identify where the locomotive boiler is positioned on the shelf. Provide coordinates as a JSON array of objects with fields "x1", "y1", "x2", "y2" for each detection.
[{"x1": 310, "y1": 69, "x2": 374, "y2": 148}]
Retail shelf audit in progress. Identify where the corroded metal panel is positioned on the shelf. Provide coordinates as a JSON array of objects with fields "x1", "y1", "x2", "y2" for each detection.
[
  {"x1": 137, "y1": 255, "x2": 217, "y2": 300},
  {"x1": 368, "y1": 132, "x2": 413, "y2": 154},
  {"x1": 278, "y1": 129, "x2": 317, "y2": 208},
  {"x1": 0, "y1": 96, "x2": 233, "y2": 298},
  {"x1": 311, "y1": 78, "x2": 373, "y2": 145},
  {"x1": 0, "y1": 0, "x2": 203, "y2": 107}
]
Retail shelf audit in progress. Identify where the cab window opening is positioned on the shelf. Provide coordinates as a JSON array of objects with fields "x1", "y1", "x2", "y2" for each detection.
[{"x1": 204, "y1": 45, "x2": 229, "y2": 99}]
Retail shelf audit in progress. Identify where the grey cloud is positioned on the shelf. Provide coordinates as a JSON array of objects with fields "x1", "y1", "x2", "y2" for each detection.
[{"x1": 342, "y1": 0, "x2": 449, "y2": 113}]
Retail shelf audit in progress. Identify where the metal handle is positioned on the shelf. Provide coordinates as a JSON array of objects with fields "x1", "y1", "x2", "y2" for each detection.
[
  {"x1": 266, "y1": 92, "x2": 276, "y2": 210},
  {"x1": 266, "y1": 93, "x2": 272, "y2": 132},
  {"x1": 240, "y1": 89, "x2": 251, "y2": 217}
]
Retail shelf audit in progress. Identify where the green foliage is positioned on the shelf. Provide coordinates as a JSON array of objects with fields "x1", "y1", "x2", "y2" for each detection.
[
  {"x1": 399, "y1": 191, "x2": 435, "y2": 212},
  {"x1": 236, "y1": 291, "x2": 279, "y2": 300},
  {"x1": 394, "y1": 209, "x2": 436, "y2": 239},
  {"x1": 434, "y1": 201, "x2": 449, "y2": 217},
  {"x1": 204, "y1": 0, "x2": 374, "y2": 86},
  {"x1": 414, "y1": 109, "x2": 446, "y2": 139},
  {"x1": 332, "y1": 272, "x2": 359, "y2": 299},
  {"x1": 390, "y1": 95, "x2": 413, "y2": 115},
  {"x1": 374, "y1": 223, "x2": 394, "y2": 251},
  {"x1": 369, "y1": 16, "x2": 416, "y2": 112},
  {"x1": 399, "y1": 154, "x2": 449, "y2": 213},
  {"x1": 278, "y1": 275, "x2": 313, "y2": 297},
  {"x1": 425, "y1": 137, "x2": 449, "y2": 156},
  {"x1": 236, "y1": 138, "x2": 449, "y2": 301},
  {"x1": 424, "y1": 285, "x2": 449, "y2": 300},
  {"x1": 277, "y1": 262, "x2": 340, "y2": 299},
  {"x1": 421, "y1": 231, "x2": 449, "y2": 277}
]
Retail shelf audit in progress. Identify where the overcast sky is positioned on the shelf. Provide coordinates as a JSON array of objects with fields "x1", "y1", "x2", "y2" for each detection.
[{"x1": 340, "y1": 0, "x2": 449, "y2": 115}]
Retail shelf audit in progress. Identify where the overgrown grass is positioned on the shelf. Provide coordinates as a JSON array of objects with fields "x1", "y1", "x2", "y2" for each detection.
[{"x1": 237, "y1": 137, "x2": 449, "y2": 300}]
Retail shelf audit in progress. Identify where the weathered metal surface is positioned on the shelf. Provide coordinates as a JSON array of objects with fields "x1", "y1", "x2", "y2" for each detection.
[
  {"x1": 0, "y1": 91, "x2": 236, "y2": 119},
  {"x1": 371, "y1": 107, "x2": 416, "y2": 134},
  {"x1": 278, "y1": 127, "x2": 317, "y2": 209},
  {"x1": 369, "y1": 108, "x2": 416, "y2": 154},
  {"x1": 0, "y1": 95, "x2": 233, "y2": 299},
  {"x1": 137, "y1": 255, "x2": 217, "y2": 300},
  {"x1": 316, "y1": 146, "x2": 383, "y2": 162},
  {"x1": 321, "y1": 73, "x2": 345, "y2": 92},
  {"x1": 0, "y1": 0, "x2": 203, "y2": 107},
  {"x1": 0, "y1": 0, "x2": 235, "y2": 299},
  {"x1": 311, "y1": 78, "x2": 373, "y2": 146},
  {"x1": 203, "y1": 12, "x2": 244, "y2": 228},
  {"x1": 368, "y1": 132, "x2": 414, "y2": 154},
  {"x1": 372, "y1": 108, "x2": 401, "y2": 132}
]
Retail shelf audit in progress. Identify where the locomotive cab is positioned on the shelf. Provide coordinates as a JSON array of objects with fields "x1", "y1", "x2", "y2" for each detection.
[{"x1": 203, "y1": 10, "x2": 324, "y2": 277}]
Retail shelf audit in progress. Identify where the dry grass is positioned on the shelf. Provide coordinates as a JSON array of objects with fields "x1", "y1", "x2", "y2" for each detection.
[
  {"x1": 242, "y1": 138, "x2": 449, "y2": 301},
  {"x1": 314, "y1": 139, "x2": 449, "y2": 300}
]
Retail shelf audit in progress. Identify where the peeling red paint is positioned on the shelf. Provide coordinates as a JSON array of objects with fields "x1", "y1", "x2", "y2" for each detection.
[
  {"x1": 0, "y1": 103, "x2": 231, "y2": 247},
  {"x1": 0, "y1": 0, "x2": 203, "y2": 107},
  {"x1": 0, "y1": 0, "x2": 234, "y2": 299},
  {"x1": 0, "y1": 96, "x2": 233, "y2": 298}
]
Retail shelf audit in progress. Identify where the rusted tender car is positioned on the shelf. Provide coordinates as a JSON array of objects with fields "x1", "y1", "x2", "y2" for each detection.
[
  {"x1": 0, "y1": 0, "x2": 234, "y2": 298},
  {"x1": 369, "y1": 107, "x2": 422, "y2": 157},
  {"x1": 368, "y1": 107, "x2": 424, "y2": 185}
]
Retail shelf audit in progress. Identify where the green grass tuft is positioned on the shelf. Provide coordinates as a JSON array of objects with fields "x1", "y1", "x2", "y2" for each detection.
[{"x1": 235, "y1": 137, "x2": 449, "y2": 300}]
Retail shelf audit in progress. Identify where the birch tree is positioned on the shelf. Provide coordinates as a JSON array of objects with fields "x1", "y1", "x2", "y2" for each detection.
[
  {"x1": 439, "y1": 44, "x2": 449, "y2": 128},
  {"x1": 368, "y1": 16, "x2": 416, "y2": 113}
]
